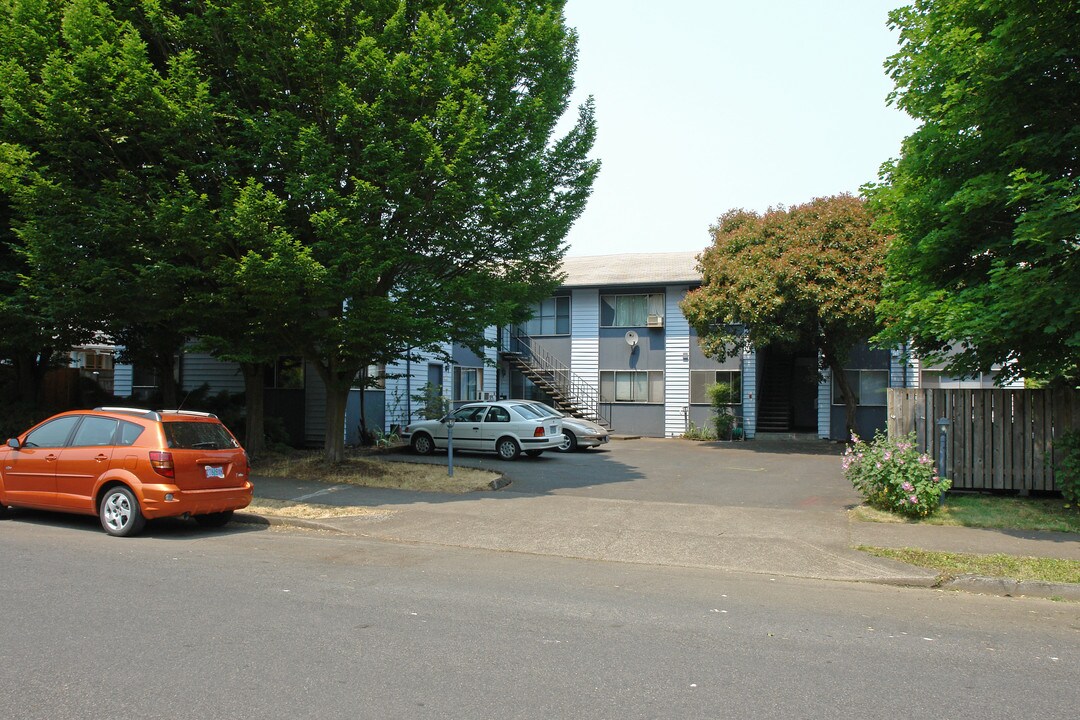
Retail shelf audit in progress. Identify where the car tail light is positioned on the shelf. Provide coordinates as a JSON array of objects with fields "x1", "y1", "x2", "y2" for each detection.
[
  {"x1": 534, "y1": 427, "x2": 545, "y2": 437},
  {"x1": 149, "y1": 451, "x2": 175, "y2": 479}
]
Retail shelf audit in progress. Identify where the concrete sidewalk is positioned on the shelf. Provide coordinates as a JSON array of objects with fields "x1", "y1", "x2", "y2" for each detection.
[{"x1": 243, "y1": 474, "x2": 1080, "y2": 600}]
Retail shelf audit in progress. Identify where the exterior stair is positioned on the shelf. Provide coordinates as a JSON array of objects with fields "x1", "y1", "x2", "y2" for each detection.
[
  {"x1": 756, "y1": 354, "x2": 792, "y2": 432},
  {"x1": 500, "y1": 332, "x2": 610, "y2": 429}
]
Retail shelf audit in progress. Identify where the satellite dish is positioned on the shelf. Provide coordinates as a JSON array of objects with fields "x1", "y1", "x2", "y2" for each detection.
[{"x1": 624, "y1": 330, "x2": 639, "y2": 347}]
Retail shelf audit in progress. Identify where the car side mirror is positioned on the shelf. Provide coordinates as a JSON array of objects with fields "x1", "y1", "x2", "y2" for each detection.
[{"x1": 7, "y1": 437, "x2": 20, "y2": 450}]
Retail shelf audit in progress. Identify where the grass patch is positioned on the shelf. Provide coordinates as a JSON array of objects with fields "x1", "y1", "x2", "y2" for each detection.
[
  {"x1": 245, "y1": 498, "x2": 397, "y2": 520},
  {"x1": 252, "y1": 450, "x2": 500, "y2": 494},
  {"x1": 857, "y1": 546, "x2": 1080, "y2": 585},
  {"x1": 850, "y1": 494, "x2": 1080, "y2": 534}
]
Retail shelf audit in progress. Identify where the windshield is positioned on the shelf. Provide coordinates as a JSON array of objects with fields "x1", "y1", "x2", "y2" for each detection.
[{"x1": 164, "y1": 422, "x2": 238, "y2": 450}]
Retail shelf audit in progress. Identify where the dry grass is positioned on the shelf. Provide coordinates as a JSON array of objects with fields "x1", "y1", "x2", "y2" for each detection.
[
  {"x1": 252, "y1": 450, "x2": 500, "y2": 494},
  {"x1": 857, "y1": 546, "x2": 1080, "y2": 585},
  {"x1": 245, "y1": 498, "x2": 396, "y2": 520}
]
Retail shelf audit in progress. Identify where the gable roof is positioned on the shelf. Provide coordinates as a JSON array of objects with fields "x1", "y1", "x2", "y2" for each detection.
[{"x1": 559, "y1": 251, "x2": 703, "y2": 288}]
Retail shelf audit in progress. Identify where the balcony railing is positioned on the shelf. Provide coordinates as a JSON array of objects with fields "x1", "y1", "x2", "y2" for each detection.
[{"x1": 500, "y1": 330, "x2": 609, "y2": 428}]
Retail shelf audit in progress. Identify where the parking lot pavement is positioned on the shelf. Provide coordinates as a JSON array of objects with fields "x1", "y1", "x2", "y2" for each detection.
[{"x1": 383, "y1": 436, "x2": 860, "y2": 511}]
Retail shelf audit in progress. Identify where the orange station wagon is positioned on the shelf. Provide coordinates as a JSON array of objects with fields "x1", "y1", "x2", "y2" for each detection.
[{"x1": 0, "y1": 407, "x2": 253, "y2": 536}]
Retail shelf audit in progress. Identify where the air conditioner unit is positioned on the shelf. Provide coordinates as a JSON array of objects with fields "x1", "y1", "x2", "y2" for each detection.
[{"x1": 646, "y1": 314, "x2": 664, "y2": 328}]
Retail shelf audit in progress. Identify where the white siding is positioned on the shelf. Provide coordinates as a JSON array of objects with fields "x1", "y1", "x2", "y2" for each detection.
[
  {"x1": 383, "y1": 346, "x2": 450, "y2": 428},
  {"x1": 483, "y1": 326, "x2": 498, "y2": 400},
  {"x1": 890, "y1": 346, "x2": 919, "y2": 388},
  {"x1": 113, "y1": 363, "x2": 133, "y2": 398},
  {"x1": 664, "y1": 286, "x2": 691, "y2": 437},
  {"x1": 570, "y1": 289, "x2": 599, "y2": 389},
  {"x1": 181, "y1": 352, "x2": 246, "y2": 395},
  {"x1": 817, "y1": 365, "x2": 832, "y2": 440},
  {"x1": 741, "y1": 346, "x2": 757, "y2": 439}
]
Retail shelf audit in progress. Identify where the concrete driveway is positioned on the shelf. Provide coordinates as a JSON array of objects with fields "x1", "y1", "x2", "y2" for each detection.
[
  {"x1": 388, "y1": 435, "x2": 860, "y2": 512},
  {"x1": 248, "y1": 437, "x2": 1079, "y2": 594}
]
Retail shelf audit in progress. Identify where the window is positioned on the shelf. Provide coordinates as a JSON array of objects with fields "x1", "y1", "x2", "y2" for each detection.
[
  {"x1": 453, "y1": 367, "x2": 483, "y2": 402},
  {"x1": 24, "y1": 416, "x2": 80, "y2": 448},
  {"x1": 920, "y1": 369, "x2": 1000, "y2": 389},
  {"x1": 599, "y1": 370, "x2": 664, "y2": 403},
  {"x1": 690, "y1": 370, "x2": 742, "y2": 405},
  {"x1": 523, "y1": 296, "x2": 570, "y2": 336},
  {"x1": 117, "y1": 421, "x2": 145, "y2": 446},
  {"x1": 600, "y1": 293, "x2": 665, "y2": 327},
  {"x1": 266, "y1": 356, "x2": 304, "y2": 389},
  {"x1": 71, "y1": 417, "x2": 119, "y2": 447},
  {"x1": 354, "y1": 363, "x2": 386, "y2": 389},
  {"x1": 163, "y1": 422, "x2": 238, "y2": 450},
  {"x1": 451, "y1": 406, "x2": 486, "y2": 423},
  {"x1": 832, "y1": 370, "x2": 888, "y2": 406},
  {"x1": 485, "y1": 406, "x2": 511, "y2": 423},
  {"x1": 77, "y1": 351, "x2": 113, "y2": 371}
]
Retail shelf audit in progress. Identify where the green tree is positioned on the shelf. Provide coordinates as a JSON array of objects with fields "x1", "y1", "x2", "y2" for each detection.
[
  {"x1": 1, "y1": 1, "x2": 597, "y2": 462},
  {"x1": 151, "y1": 0, "x2": 598, "y2": 461},
  {"x1": 868, "y1": 0, "x2": 1080, "y2": 384},
  {"x1": 680, "y1": 195, "x2": 887, "y2": 438},
  {"x1": 0, "y1": 0, "x2": 217, "y2": 407}
]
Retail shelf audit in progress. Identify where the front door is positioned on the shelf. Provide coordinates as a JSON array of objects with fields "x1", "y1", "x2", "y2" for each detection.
[
  {"x1": 446, "y1": 406, "x2": 485, "y2": 451},
  {"x1": 3, "y1": 415, "x2": 81, "y2": 508}
]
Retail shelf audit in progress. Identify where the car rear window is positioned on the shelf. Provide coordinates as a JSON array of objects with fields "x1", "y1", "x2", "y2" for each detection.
[
  {"x1": 163, "y1": 422, "x2": 238, "y2": 450},
  {"x1": 512, "y1": 404, "x2": 543, "y2": 420}
]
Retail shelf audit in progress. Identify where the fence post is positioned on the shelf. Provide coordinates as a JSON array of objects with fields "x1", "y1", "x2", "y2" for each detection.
[{"x1": 937, "y1": 417, "x2": 951, "y2": 481}]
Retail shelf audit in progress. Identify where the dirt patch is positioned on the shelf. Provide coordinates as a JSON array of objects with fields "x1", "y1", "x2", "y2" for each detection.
[{"x1": 253, "y1": 450, "x2": 501, "y2": 494}]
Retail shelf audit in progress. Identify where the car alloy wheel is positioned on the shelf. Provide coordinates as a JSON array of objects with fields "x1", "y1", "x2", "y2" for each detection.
[
  {"x1": 99, "y1": 486, "x2": 146, "y2": 537},
  {"x1": 496, "y1": 437, "x2": 520, "y2": 460},
  {"x1": 412, "y1": 433, "x2": 435, "y2": 455},
  {"x1": 557, "y1": 431, "x2": 577, "y2": 453}
]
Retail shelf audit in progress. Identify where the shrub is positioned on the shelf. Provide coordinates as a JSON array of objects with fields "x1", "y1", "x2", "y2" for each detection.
[
  {"x1": 413, "y1": 382, "x2": 449, "y2": 420},
  {"x1": 1055, "y1": 430, "x2": 1080, "y2": 507},
  {"x1": 682, "y1": 421, "x2": 716, "y2": 441},
  {"x1": 843, "y1": 431, "x2": 950, "y2": 518},
  {"x1": 707, "y1": 382, "x2": 739, "y2": 440},
  {"x1": 714, "y1": 411, "x2": 737, "y2": 440}
]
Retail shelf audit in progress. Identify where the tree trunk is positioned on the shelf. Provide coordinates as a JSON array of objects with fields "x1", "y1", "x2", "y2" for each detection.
[
  {"x1": 358, "y1": 382, "x2": 371, "y2": 446},
  {"x1": 241, "y1": 362, "x2": 266, "y2": 456},
  {"x1": 156, "y1": 350, "x2": 179, "y2": 408},
  {"x1": 825, "y1": 354, "x2": 859, "y2": 441},
  {"x1": 322, "y1": 380, "x2": 350, "y2": 463}
]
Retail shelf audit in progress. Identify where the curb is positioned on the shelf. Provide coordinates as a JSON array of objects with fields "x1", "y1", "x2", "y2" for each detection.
[
  {"x1": 939, "y1": 575, "x2": 1080, "y2": 602},
  {"x1": 233, "y1": 511, "x2": 349, "y2": 535},
  {"x1": 232, "y1": 510, "x2": 1079, "y2": 602}
]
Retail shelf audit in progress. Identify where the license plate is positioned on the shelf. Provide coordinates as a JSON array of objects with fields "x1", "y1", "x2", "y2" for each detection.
[
  {"x1": 205, "y1": 466, "x2": 225, "y2": 479},
  {"x1": 550, "y1": 425, "x2": 558, "y2": 435}
]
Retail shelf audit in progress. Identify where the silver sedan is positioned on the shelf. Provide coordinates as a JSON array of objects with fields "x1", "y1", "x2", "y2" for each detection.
[{"x1": 516, "y1": 401, "x2": 610, "y2": 452}]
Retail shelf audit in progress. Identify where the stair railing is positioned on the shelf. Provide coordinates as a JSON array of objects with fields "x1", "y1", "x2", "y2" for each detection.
[{"x1": 500, "y1": 330, "x2": 610, "y2": 428}]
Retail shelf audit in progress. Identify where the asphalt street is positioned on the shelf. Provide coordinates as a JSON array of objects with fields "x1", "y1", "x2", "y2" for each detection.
[{"x1": 1, "y1": 518, "x2": 1078, "y2": 720}]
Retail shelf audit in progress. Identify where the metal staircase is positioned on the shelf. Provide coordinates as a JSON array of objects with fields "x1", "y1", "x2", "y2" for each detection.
[{"x1": 499, "y1": 332, "x2": 610, "y2": 429}]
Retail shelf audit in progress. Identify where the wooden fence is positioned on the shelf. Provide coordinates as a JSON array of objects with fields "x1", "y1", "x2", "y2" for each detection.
[{"x1": 886, "y1": 388, "x2": 1079, "y2": 492}]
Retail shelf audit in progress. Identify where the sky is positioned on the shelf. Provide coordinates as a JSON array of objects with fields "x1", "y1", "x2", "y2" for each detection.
[{"x1": 559, "y1": 0, "x2": 919, "y2": 257}]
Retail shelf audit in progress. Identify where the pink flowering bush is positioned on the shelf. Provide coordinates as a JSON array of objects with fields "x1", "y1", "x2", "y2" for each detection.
[{"x1": 843, "y1": 431, "x2": 951, "y2": 518}]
